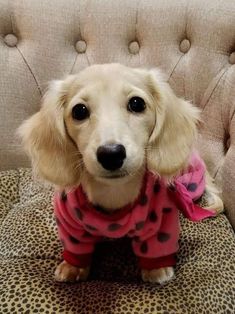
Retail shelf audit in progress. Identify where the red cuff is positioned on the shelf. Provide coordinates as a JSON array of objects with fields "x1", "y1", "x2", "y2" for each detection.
[
  {"x1": 138, "y1": 254, "x2": 176, "y2": 270},
  {"x1": 63, "y1": 250, "x2": 92, "y2": 268}
]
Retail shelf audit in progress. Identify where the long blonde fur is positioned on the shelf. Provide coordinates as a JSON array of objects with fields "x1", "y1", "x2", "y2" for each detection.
[
  {"x1": 18, "y1": 78, "x2": 82, "y2": 187},
  {"x1": 146, "y1": 70, "x2": 200, "y2": 176}
]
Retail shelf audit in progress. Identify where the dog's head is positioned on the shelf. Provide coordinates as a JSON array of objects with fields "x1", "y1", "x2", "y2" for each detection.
[{"x1": 18, "y1": 63, "x2": 200, "y2": 187}]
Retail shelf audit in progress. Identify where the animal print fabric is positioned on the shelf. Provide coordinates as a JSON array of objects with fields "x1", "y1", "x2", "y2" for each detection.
[{"x1": 0, "y1": 168, "x2": 235, "y2": 314}]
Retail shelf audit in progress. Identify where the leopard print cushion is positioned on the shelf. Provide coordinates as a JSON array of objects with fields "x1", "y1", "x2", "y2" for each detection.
[{"x1": 0, "y1": 169, "x2": 235, "y2": 313}]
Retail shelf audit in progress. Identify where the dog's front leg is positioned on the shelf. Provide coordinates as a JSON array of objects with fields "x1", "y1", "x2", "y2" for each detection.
[
  {"x1": 141, "y1": 267, "x2": 174, "y2": 284},
  {"x1": 55, "y1": 260, "x2": 90, "y2": 282},
  {"x1": 54, "y1": 250, "x2": 92, "y2": 282},
  {"x1": 137, "y1": 253, "x2": 176, "y2": 284}
]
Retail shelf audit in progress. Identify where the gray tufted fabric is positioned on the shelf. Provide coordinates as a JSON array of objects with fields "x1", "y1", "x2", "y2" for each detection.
[
  {"x1": 0, "y1": 0, "x2": 235, "y2": 226},
  {"x1": 0, "y1": 1, "x2": 235, "y2": 313}
]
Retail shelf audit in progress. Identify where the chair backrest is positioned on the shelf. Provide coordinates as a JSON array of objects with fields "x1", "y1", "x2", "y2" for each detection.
[{"x1": 0, "y1": 0, "x2": 234, "y2": 226}]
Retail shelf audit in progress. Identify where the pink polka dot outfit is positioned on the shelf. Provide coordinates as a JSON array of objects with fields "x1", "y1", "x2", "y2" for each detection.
[{"x1": 54, "y1": 153, "x2": 215, "y2": 270}]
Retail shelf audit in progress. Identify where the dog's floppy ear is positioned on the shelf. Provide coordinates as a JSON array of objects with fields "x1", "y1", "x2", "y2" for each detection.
[
  {"x1": 18, "y1": 78, "x2": 82, "y2": 187},
  {"x1": 147, "y1": 70, "x2": 200, "y2": 177}
]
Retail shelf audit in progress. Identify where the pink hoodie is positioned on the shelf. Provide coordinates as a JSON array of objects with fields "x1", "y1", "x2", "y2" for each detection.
[{"x1": 54, "y1": 153, "x2": 215, "y2": 270}]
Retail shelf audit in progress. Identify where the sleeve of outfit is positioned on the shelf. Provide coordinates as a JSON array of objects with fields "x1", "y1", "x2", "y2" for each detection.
[
  {"x1": 137, "y1": 250, "x2": 177, "y2": 270},
  {"x1": 132, "y1": 153, "x2": 216, "y2": 270},
  {"x1": 174, "y1": 152, "x2": 216, "y2": 221},
  {"x1": 131, "y1": 179, "x2": 181, "y2": 270},
  {"x1": 54, "y1": 192, "x2": 101, "y2": 268},
  {"x1": 132, "y1": 204, "x2": 179, "y2": 270}
]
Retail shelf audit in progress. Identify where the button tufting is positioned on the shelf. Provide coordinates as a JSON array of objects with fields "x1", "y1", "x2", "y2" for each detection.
[
  {"x1": 4, "y1": 34, "x2": 18, "y2": 47},
  {"x1": 179, "y1": 39, "x2": 190, "y2": 53},
  {"x1": 129, "y1": 41, "x2": 140, "y2": 54},
  {"x1": 229, "y1": 52, "x2": 235, "y2": 65},
  {"x1": 75, "y1": 40, "x2": 87, "y2": 53}
]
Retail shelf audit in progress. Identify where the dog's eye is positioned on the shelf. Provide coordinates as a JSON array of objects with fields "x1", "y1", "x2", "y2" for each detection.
[
  {"x1": 128, "y1": 97, "x2": 146, "y2": 113},
  {"x1": 72, "y1": 104, "x2": 90, "y2": 121}
]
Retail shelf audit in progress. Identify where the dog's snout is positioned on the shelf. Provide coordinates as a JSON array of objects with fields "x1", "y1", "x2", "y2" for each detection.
[{"x1": 97, "y1": 144, "x2": 126, "y2": 171}]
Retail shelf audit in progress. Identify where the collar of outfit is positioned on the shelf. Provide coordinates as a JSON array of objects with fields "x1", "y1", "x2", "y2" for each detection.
[{"x1": 54, "y1": 153, "x2": 216, "y2": 270}]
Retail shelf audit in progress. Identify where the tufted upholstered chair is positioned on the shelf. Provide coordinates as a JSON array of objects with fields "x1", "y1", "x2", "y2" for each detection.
[{"x1": 0, "y1": 0, "x2": 235, "y2": 313}]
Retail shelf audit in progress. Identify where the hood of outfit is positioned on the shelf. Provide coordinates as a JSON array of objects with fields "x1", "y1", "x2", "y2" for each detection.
[{"x1": 54, "y1": 153, "x2": 215, "y2": 270}]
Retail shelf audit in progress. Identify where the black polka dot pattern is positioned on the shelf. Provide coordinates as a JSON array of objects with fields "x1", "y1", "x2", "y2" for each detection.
[
  {"x1": 61, "y1": 191, "x2": 67, "y2": 202},
  {"x1": 149, "y1": 210, "x2": 158, "y2": 222},
  {"x1": 94, "y1": 205, "x2": 110, "y2": 214},
  {"x1": 163, "y1": 207, "x2": 172, "y2": 213},
  {"x1": 139, "y1": 194, "x2": 148, "y2": 206},
  {"x1": 140, "y1": 241, "x2": 148, "y2": 254},
  {"x1": 75, "y1": 208, "x2": 83, "y2": 220},
  {"x1": 108, "y1": 223, "x2": 122, "y2": 231},
  {"x1": 153, "y1": 181, "x2": 161, "y2": 193},
  {"x1": 157, "y1": 232, "x2": 171, "y2": 242},
  {"x1": 85, "y1": 224, "x2": 97, "y2": 231},
  {"x1": 135, "y1": 221, "x2": 145, "y2": 230},
  {"x1": 69, "y1": 235, "x2": 80, "y2": 244},
  {"x1": 83, "y1": 231, "x2": 92, "y2": 237},
  {"x1": 187, "y1": 183, "x2": 198, "y2": 192}
]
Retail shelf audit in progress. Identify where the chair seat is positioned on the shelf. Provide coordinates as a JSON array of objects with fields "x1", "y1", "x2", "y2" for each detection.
[{"x1": 0, "y1": 168, "x2": 235, "y2": 313}]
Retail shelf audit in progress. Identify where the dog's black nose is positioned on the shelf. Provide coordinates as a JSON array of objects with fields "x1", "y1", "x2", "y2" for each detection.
[{"x1": 97, "y1": 144, "x2": 126, "y2": 171}]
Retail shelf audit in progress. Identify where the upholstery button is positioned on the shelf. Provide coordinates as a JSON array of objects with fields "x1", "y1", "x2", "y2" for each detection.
[
  {"x1": 4, "y1": 34, "x2": 18, "y2": 47},
  {"x1": 129, "y1": 41, "x2": 140, "y2": 54},
  {"x1": 229, "y1": 52, "x2": 235, "y2": 64},
  {"x1": 75, "y1": 40, "x2": 87, "y2": 53},
  {"x1": 179, "y1": 39, "x2": 191, "y2": 53}
]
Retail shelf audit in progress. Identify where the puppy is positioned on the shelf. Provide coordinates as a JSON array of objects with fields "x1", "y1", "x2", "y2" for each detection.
[{"x1": 18, "y1": 63, "x2": 223, "y2": 284}]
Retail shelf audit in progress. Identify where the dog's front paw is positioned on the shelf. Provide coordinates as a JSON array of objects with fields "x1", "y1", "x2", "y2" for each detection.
[
  {"x1": 141, "y1": 267, "x2": 174, "y2": 284},
  {"x1": 54, "y1": 261, "x2": 90, "y2": 282}
]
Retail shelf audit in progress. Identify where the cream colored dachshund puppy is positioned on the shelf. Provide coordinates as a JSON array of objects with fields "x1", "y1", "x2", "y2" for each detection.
[{"x1": 19, "y1": 64, "x2": 223, "y2": 284}]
